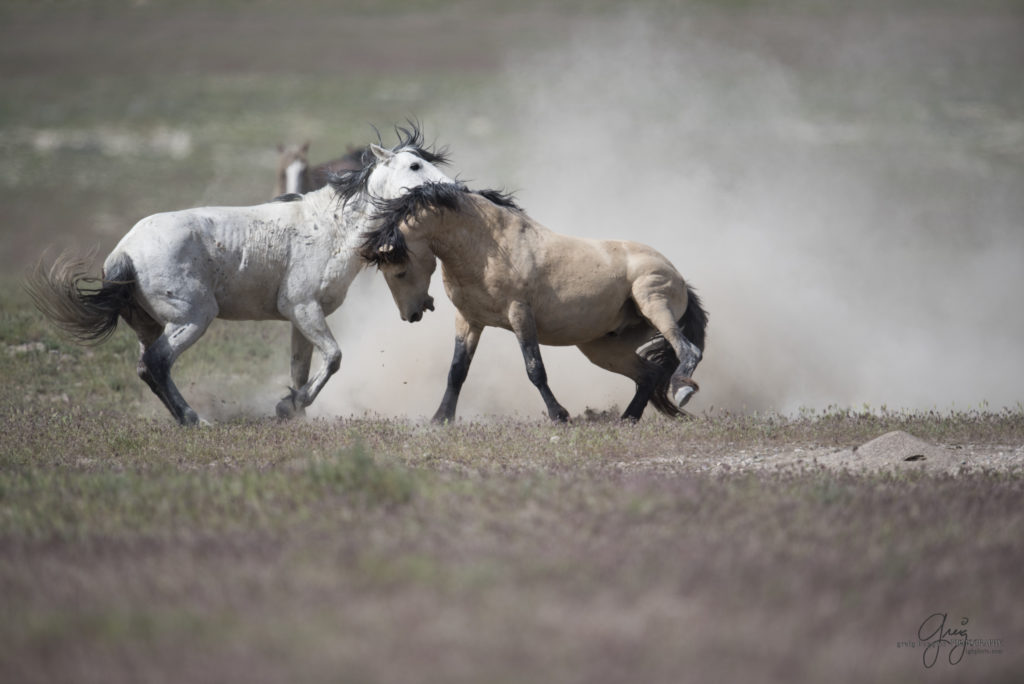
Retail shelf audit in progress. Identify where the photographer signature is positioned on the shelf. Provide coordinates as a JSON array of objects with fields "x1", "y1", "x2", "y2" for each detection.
[{"x1": 918, "y1": 612, "x2": 968, "y2": 668}]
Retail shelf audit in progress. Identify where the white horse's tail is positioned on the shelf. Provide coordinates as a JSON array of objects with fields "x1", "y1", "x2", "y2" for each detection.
[
  {"x1": 643, "y1": 286, "x2": 708, "y2": 417},
  {"x1": 25, "y1": 251, "x2": 137, "y2": 346}
]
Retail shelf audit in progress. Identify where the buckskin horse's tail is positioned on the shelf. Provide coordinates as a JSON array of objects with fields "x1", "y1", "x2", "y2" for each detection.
[
  {"x1": 24, "y1": 251, "x2": 138, "y2": 346},
  {"x1": 643, "y1": 285, "x2": 709, "y2": 417}
]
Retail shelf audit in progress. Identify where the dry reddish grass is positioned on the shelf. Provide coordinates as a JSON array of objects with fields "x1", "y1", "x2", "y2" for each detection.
[{"x1": 1, "y1": 408, "x2": 1022, "y2": 683}]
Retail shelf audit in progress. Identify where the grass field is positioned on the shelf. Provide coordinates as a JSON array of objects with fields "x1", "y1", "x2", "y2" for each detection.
[{"x1": 2, "y1": 1, "x2": 1023, "y2": 682}]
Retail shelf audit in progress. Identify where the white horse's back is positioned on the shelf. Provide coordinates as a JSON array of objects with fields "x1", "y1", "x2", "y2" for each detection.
[{"x1": 107, "y1": 191, "x2": 354, "y2": 321}]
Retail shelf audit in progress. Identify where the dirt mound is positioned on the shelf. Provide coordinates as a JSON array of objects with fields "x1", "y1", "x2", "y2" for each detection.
[
  {"x1": 855, "y1": 430, "x2": 939, "y2": 461},
  {"x1": 812, "y1": 430, "x2": 967, "y2": 473},
  {"x1": 754, "y1": 430, "x2": 1024, "y2": 474}
]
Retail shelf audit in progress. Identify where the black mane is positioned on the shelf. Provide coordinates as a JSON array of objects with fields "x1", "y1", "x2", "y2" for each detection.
[
  {"x1": 475, "y1": 188, "x2": 522, "y2": 211},
  {"x1": 359, "y1": 182, "x2": 524, "y2": 266},
  {"x1": 359, "y1": 182, "x2": 466, "y2": 266},
  {"x1": 327, "y1": 121, "x2": 451, "y2": 205},
  {"x1": 390, "y1": 121, "x2": 451, "y2": 166}
]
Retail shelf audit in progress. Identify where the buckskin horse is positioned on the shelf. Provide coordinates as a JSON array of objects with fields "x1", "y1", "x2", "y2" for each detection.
[{"x1": 361, "y1": 182, "x2": 708, "y2": 423}]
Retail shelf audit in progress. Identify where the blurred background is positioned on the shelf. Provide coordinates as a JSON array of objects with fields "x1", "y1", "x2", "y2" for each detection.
[{"x1": 2, "y1": 0, "x2": 1022, "y2": 418}]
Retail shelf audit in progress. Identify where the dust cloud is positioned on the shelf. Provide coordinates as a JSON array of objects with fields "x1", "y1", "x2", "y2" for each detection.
[{"x1": 317, "y1": 8, "x2": 1024, "y2": 418}]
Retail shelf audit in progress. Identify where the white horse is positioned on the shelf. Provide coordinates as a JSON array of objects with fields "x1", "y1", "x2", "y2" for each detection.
[{"x1": 27, "y1": 126, "x2": 454, "y2": 425}]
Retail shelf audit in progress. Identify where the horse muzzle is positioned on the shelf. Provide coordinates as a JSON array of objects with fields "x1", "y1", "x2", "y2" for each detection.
[{"x1": 406, "y1": 296, "x2": 435, "y2": 323}]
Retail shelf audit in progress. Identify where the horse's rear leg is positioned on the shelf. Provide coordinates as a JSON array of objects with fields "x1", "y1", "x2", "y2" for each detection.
[
  {"x1": 278, "y1": 302, "x2": 340, "y2": 417},
  {"x1": 578, "y1": 332, "x2": 662, "y2": 421},
  {"x1": 509, "y1": 301, "x2": 569, "y2": 422},
  {"x1": 130, "y1": 313, "x2": 177, "y2": 418},
  {"x1": 631, "y1": 278, "x2": 703, "y2": 409},
  {"x1": 134, "y1": 315, "x2": 214, "y2": 426},
  {"x1": 276, "y1": 324, "x2": 314, "y2": 419}
]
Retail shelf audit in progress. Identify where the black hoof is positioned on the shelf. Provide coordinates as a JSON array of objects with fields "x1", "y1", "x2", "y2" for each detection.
[
  {"x1": 549, "y1": 406, "x2": 570, "y2": 423},
  {"x1": 276, "y1": 388, "x2": 306, "y2": 419}
]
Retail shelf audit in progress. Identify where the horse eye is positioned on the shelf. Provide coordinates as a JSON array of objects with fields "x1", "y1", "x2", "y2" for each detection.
[
  {"x1": 409, "y1": 162, "x2": 422, "y2": 171},
  {"x1": 395, "y1": 271, "x2": 407, "y2": 279}
]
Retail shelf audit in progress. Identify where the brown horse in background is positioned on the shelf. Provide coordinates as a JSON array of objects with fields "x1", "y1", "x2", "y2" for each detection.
[
  {"x1": 361, "y1": 182, "x2": 708, "y2": 423},
  {"x1": 274, "y1": 142, "x2": 367, "y2": 198}
]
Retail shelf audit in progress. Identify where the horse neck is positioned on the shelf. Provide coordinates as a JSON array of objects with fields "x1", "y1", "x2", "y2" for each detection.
[
  {"x1": 299, "y1": 185, "x2": 345, "y2": 228},
  {"x1": 422, "y1": 197, "x2": 509, "y2": 273},
  {"x1": 300, "y1": 168, "x2": 315, "y2": 193},
  {"x1": 303, "y1": 184, "x2": 376, "y2": 240}
]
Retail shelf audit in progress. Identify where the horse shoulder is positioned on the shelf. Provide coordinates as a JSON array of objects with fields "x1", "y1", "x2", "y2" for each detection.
[{"x1": 280, "y1": 216, "x2": 362, "y2": 313}]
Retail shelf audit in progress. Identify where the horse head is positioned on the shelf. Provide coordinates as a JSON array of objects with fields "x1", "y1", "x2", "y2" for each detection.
[
  {"x1": 362, "y1": 207, "x2": 437, "y2": 322},
  {"x1": 360, "y1": 182, "x2": 465, "y2": 323},
  {"x1": 365, "y1": 144, "x2": 454, "y2": 201},
  {"x1": 275, "y1": 142, "x2": 312, "y2": 196},
  {"x1": 377, "y1": 236, "x2": 437, "y2": 323},
  {"x1": 360, "y1": 123, "x2": 454, "y2": 202}
]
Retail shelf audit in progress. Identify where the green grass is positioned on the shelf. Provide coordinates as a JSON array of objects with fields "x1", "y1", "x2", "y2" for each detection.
[{"x1": 0, "y1": 439, "x2": 414, "y2": 539}]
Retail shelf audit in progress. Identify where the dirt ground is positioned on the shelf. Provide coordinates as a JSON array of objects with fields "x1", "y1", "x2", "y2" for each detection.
[{"x1": 628, "y1": 429, "x2": 1024, "y2": 475}]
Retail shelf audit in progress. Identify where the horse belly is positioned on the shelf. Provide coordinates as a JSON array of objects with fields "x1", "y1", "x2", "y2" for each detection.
[
  {"x1": 532, "y1": 280, "x2": 637, "y2": 346},
  {"x1": 214, "y1": 283, "x2": 284, "y2": 320},
  {"x1": 206, "y1": 219, "x2": 298, "y2": 320},
  {"x1": 535, "y1": 303, "x2": 636, "y2": 346},
  {"x1": 208, "y1": 260, "x2": 287, "y2": 320}
]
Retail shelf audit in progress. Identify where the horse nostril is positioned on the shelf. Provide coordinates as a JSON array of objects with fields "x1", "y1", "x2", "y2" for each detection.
[
  {"x1": 409, "y1": 312, "x2": 422, "y2": 323},
  {"x1": 426, "y1": 298, "x2": 435, "y2": 311}
]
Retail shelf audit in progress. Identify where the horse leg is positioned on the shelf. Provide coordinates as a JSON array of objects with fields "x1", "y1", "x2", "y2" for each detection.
[
  {"x1": 278, "y1": 301, "x2": 341, "y2": 416},
  {"x1": 631, "y1": 277, "x2": 703, "y2": 409},
  {"x1": 508, "y1": 301, "x2": 569, "y2": 422},
  {"x1": 432, "y1": 312, "x2": 482, "y2": 424},
  {"x1": 276, "y1": 324, "x2": 314, "y2": 419},
  {"x1": 137, "y1": 315, "x2": 215, "y2": 426},
  {"x1": 128, "y1": 310, "x2": 180, "y2": 420},
  {"x1": 577, "y1": 330, "x2": 663, "y2": 421}
]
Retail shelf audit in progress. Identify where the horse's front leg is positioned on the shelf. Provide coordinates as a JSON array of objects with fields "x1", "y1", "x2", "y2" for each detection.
[
  {"x1": 277, "y1": 324, "x2": 314, "y2": 419},
  {"x1": 432, "y1": 312, "x2": 482, "y2": 424},
  {"x1": 277, "y1": 302, "x2": 341, "y2": 417},
  {"x1": 508, "y1": 301, "x2": 569, "y2": 423}
]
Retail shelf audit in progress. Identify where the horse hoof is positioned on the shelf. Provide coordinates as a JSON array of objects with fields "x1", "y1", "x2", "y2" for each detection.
[
  {"x1": 674, "y1": 384, "x2": 696, "y2": 408},
  {"x1": 276, "y1": 403, "x2": 305, "y2": 419},
  {"x1": 550, "y1": 406, "x2": 570, "y2": 423},
  {"x1": 276, "y1": 399, "x2": 305, "y2": 419}
]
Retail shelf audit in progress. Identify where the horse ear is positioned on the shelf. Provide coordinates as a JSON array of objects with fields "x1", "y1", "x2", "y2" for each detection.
[
  {"x1": 370, "y1": 144, "x2": 394, "y2": 162},
  {"x1": 300, "y1": 141, "x2": 310, "y2": 154}
]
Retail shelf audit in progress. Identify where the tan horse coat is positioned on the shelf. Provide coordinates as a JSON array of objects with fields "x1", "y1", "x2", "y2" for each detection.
[{"x1": 365, "y1": 185, "x2": 707, "y2": 422}]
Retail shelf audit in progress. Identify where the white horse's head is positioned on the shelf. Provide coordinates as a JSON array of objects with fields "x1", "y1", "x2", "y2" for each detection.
[{"x1": 365, "y1": 143, "x2": 454, "y2": 200}]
